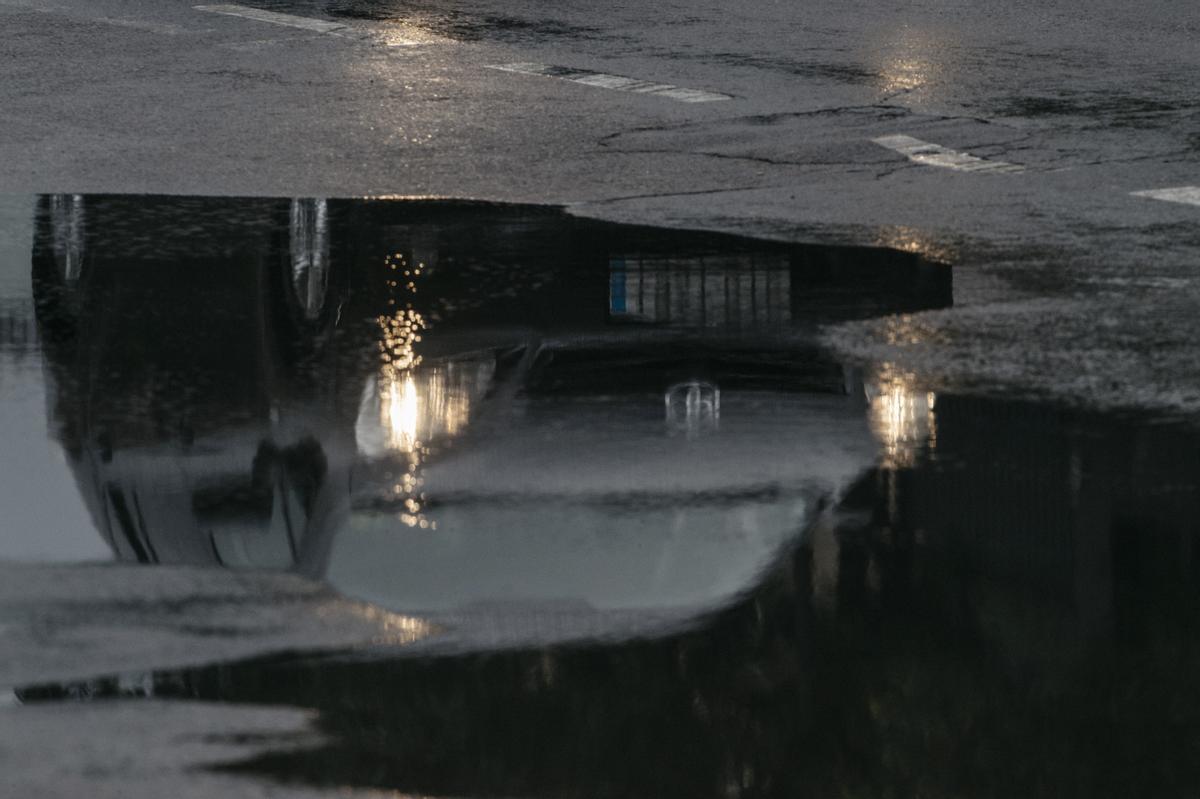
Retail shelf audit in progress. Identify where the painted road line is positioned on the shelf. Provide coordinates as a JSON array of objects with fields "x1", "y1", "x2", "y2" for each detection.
[
  {"x1": 872, "y1": 134, "x2": 1024, "y2": 174},
  {"x1": 194, "y1": 4, "x2": 347, "y2": 33},
  {"x1": 1131, "y1": 186, "x2": 1200, "y2": 207},
  {"x1": 194, "y1": 4, "x2": 435, "y2": 46},
  {"x1": 486, "y1": 63, "x2": 732, "y2": 103}
]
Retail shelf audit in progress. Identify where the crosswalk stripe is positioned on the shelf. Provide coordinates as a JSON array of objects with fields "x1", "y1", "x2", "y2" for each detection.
[
  {"x1": 873, "y1": 134, "x2": 1024, "y2": 174},
  {"x1": 486, "y1": 63, "x2": 732, "y2": 103},
  {"x1": 194, "y1": 4, "x2": 347, "y2": 33},
  {"x1": 1131, "y1": 186, "x2": 1200, "y2": 207}
]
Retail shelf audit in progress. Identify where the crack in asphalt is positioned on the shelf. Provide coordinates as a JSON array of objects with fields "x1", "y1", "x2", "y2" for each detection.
[
  {"x1": 580, "y1": 183, "x2": 781, "y2": 204},
  {"x1": 593, "y1": 104, "x2": 918, "y2": 149},
  {"x1": 593, "y1": 143, "x2": 905, "y2": 170}
]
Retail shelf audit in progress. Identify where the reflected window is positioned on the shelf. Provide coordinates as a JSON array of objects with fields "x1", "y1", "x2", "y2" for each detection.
[{"x1": 608, "y1": 254, "x2": 791, "y2": 329}]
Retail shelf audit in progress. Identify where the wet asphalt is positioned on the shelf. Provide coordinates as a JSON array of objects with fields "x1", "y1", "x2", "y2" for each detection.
[
  {"x1": 1, "y1": 0, "x2": 1199, "y2": 415},
  {"x1": 4, "y1": 3, "x2": 1200, "y2": 798}
]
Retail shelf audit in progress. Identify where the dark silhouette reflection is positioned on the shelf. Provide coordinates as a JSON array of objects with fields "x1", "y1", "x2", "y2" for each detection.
[
  {"x1": 32, "y1": 195, "x2": 356, "y2": 572},
  {"x1": 19, "y1": 396, "x2": 1200, "y2": 799},
  {"x1": 23, "y1": 196, "x2": 1200, "y2": 794},
  {"x1": 29, "y1": 194, "x2": 950, "y2": 617}
]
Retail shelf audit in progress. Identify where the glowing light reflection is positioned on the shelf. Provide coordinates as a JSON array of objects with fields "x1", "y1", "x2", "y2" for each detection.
[
  {"x1": 873, "y1": 29, "x2": 944, "y2": 98},
  {"x1": 866, "y1": 363, "x2": 937, "y2": 469},
  {"x1": 327, "y1": 601, "x2": 438, "y2": 646},
  {"x1": 354, "y1": 252, "x2": 494, "y2": 528},
  {"x1": 874, "y1": 226, "x2": 957, "y2": 263},
  {"x1": 879, "y1": 56, "x2": 930, "y2": 94}
]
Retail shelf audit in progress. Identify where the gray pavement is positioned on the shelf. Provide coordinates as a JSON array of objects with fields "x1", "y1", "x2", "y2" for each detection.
[
  {"x1": 3, "y1": 4, "x2": 1200, "y2": 790},
  {"x1": 4, "y1": 0, "x2": 1198, "y2": 416}
]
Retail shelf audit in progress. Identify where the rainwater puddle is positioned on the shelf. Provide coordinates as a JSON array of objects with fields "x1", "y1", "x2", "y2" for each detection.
[
  {"x1": 7, "y1": 194, "x2": 1200, "y2": 796},
  {"x1": 3, "y1": 194, "x2": 947, "y2": 629}
]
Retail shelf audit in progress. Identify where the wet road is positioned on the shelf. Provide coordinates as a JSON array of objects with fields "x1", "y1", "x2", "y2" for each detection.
[
  {"x1": 3, "y1": 1, "x2": 1200, "y2": 796},
  {"x1": 3, "y1": 196, "x2": 1200, "y2": 797},
  {"x1": 1, "y1": 0, "x2": 1199, "y2": 413}
]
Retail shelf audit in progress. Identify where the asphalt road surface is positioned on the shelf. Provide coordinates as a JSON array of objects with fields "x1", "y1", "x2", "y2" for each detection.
[
  {"x1": 5, "y1": 4, "x2": 1200, "y2": 797},
  {"x1": 2, "y1": 0, "x2": 1199, "y2": 415}
]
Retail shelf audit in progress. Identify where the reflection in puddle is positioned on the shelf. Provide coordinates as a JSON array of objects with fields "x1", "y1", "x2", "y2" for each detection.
[
  {"x1": 20, "y1": 397, "x2": 1200, "y2": 796},
  {"x1": 874, "y1": 224, "x2": 959, "y2": 263},
  {"x1": 12, "y1": 194, "x2": 1200, "y2": 795},
  {"x1": 20, "y1": 195, "x2": 951, "y2": 629},
  {"x1": 872, "y1": 27, "x2": 947, "y2": 98},
  {"x1": 359, "y1": 356, "x2": 492, "y2": 456},
  {"x1": 664, "y1": 380, "x2": 720, "y2": 438},
  {"x1": 864, "y1": 363, "x2": 937, "y2": 469},
  {"x1": 608, "y1": 253, "x2": 791, "y2": 329},
  {"x1": 289, "y1": 198, "x2": 331, "y2": 320},
  {"x1": 48, "y1": 194, "x2": 86, "y2": 284}
]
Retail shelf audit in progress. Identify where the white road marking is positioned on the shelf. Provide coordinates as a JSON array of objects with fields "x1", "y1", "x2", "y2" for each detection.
[
  {"x1": 194, "y1": 4, "x2": 435, "y2": 46},
  {"x1": 872, "y1": 134, "x2": 1024, "y2": 174},
  {"x1": 195, "y1": 4, "x2": 347, "y2": 33},
  {"x1": 486, "y1": 63, "x2": 732, "y2": 103},
  {"x1": 1131, "y1": 186, "x2": 1200, "y2": 207}
]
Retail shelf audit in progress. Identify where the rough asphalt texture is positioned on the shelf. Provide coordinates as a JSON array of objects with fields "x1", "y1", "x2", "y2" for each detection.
[
  {"x1": 2, "y1": 0, "x2": 1199, "y2": 416},
  {"x1": 2, "y1": 1, "x2": 1199, "y2": 793}
]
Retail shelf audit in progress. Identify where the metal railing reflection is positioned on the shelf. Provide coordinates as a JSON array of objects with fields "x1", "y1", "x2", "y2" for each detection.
[{"x1": 665, "y1": 380, "x2": 721, "y2": 438}]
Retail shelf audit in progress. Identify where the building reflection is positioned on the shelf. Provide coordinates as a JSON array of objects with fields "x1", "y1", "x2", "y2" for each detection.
[
  {"x1": 31, "y1": 195, "x2": 356, "y2": 573},
  {"x1": 22, "y1": 195, "x2": 1200, "y2": 795},
  {"x1": 609, "y1": 253, "x2": 792, "y2": 329},
  {"x1": 21, "y1": 399, "x2": 1200, "y2": 798},
  {"x1": 30, "y1": 194, "x2": 951, "y2": 634}
]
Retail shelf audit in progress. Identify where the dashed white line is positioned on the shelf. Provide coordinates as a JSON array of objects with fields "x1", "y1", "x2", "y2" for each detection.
[
  {"x1": 872, "y1": 134, "x2": 1024, "y2": 174},
  {"x1": 194, "y1": 4, "x2": 436, "y2": 46},
  {"x1": 1131, "y1": 186, "x2": 1200, "y2": 207},
  {"x1": 194, "y1": 4, "x2": 346, "y2": 33},
  {"x1": 486, "y1": 63, "x2": 732, "y2": 103}
]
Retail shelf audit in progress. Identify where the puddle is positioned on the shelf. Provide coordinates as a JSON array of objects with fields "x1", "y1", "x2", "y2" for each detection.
[
  {"x1": 17, "y1": 390, "x2": 1200, "y2": 798},
  {"x1": 5, "y1": 194, "x2": 948, "y2": 638},
  {"x1": 10, "y1": 194, "x2": 1200, "y2": 796}
]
